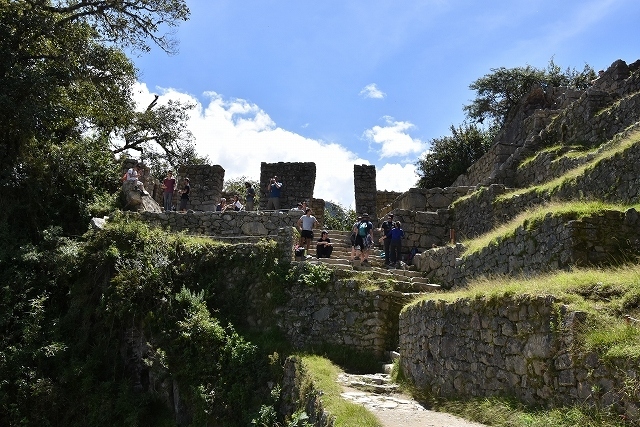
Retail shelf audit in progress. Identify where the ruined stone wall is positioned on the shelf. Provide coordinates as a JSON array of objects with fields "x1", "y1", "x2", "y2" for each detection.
[
  {"x1": 260, "y1": 162, "x2": 316, "y2": 210},
  {"x1": 399, "y1": 296, "x2": 640, "y2": 418},
  {"x1": 354, "y1": 165, "x2": 377, "y2": 221},
  {"x1": 310, "y1": 198, "x2": 326, "y2": 228},
  {"x1": 495, "y1": 60, "x2": 640, "y2": 188},
  {"x1": 376, "y1": 190, "x2": 402, "y2": 217},
  {"x1": 138, "y1": 210, "x2": 300, "y2": 236},
  {"x1": 176, "y1": 164, "x2": 225, "y2": 211},
  {"x1": 384, "y1": 209, "x2": 451, "y2": 252},
  {"x1": 413, "y1": 208, "x2": 640, "y2": 288},
  {"x1": 279, "y1": 356, "x2": 334, "y2": 427},
  {"x1": 453, "y1": 86, "x2": 573, "y2": 187},
  {"x1": 274, "y1": 272, "x2": 414, "y2": 356},
  {"x1": 453, "y1": 60, "x2": 640, "y2": 189},
  {"x1": 451, "y1": 123, "x2": 640, "y2": 240},
  {"x1": 388, "y1": 187, "x2": 474, "y2": 214}
]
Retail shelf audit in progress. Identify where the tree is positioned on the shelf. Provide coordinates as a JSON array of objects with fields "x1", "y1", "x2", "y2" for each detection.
[
  {"x1": 324, "y1": 201, "x2": 357, "y2": 231},
  {"x1": 415, "y1": 123, "x2": 493, "y2": 189},
  {"x1": 223, "y1": 176, "x2": 261, "y2": 206},
  {"x1": 464, "y1": 59, "x2": 595, "y2": 129},
  {"x1": 0, "y1": 0, "x2": 191, "y2": 238}
]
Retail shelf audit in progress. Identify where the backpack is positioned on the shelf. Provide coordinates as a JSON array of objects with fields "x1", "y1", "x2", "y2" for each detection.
[{"x1": 358, "y1": 221, "x2": 369, "y2": 237}]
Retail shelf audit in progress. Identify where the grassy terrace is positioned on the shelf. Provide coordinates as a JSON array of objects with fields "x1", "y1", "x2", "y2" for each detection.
[
  {"x1": 400, "y1": 264, "x2": 640, "y2": 427},
  {"x1": 409, "y1": 265, "x2": 640, "y2": 359},
  {"x1": 460, "y1": 200, "x2": 635, "y2": 256}
]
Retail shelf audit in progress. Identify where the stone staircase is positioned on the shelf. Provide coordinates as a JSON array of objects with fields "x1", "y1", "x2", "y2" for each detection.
[{"x1": 296, "y1": 229, "x2": 440, "y2": 293}]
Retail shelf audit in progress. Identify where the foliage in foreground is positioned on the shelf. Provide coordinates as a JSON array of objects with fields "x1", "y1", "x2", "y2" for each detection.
[{"x1": 0, "y1": 217, "x2": 286, "y2": 426}]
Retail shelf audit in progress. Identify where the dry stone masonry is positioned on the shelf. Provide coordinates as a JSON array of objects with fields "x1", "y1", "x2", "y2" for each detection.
[
  {"x1": 176, "y1": 164, "x2": 225, "y2": 211},
  {"x1": 260, "y1": 161, "x2": 316, "y2": 210},
  {"x1": 400, "y1": 296, "x2": 640, "y2": 418},
  {"x1": 354, "y1": 164, "x2": 377, "y2": 221}
]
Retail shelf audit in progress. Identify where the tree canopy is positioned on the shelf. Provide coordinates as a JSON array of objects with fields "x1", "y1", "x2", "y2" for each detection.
[
  {"x1": 463, "y1": 59, "x2": 595, "y2": 129},
  {"x1": 415, "y1": 123, "x2": 493, "y2": 189},
  {"x1": 0, "y1": 0, "x2": 193, "y2": 238},
  {"x1": 416, "y1": 59, "x2": 595, "y2": 189}
]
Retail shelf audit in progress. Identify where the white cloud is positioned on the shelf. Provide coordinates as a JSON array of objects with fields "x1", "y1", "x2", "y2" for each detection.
[
  {"x1": 132, "y1": 83, "x2": 421, "y2": 208},
  {"x1": 376, "y1": 163, "x2": 419, "y2": 192},
  {"x1": 363, "y1": 116, "x2": 426, "y2": 159},
  {"x1": 134, "y1": 83, "x2": 372, "y2": 208},
  {"x1": 359, "y1": 83, "x2": 386, "y2": 99}
]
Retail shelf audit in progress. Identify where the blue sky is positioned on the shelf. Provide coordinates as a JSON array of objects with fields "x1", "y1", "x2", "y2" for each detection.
[{"x1": 131, "y1": 0, "x2": 639, "y2": 208}]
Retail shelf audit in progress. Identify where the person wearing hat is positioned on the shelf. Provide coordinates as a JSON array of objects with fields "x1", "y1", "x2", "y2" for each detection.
[
  {"x1": 378, "y1": 213, "x2": 395, "y2": 265},
  {"x1": 353, "y1": 213, "x2": 374, "y2": 265}
]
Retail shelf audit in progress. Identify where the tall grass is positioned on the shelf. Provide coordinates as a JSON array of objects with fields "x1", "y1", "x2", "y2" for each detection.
[{"x1": 300, "y1": 355, "x2": 382, "y2": 427}]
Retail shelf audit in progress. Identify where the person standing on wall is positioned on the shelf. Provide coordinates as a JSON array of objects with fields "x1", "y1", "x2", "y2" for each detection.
[
  {"x1": 178, "y1": 178, "x2": 190, "y2": 212},
  {"x1": 244, "y1": 181, "x2": 255, "y2": 211},
  {"x1": 161, "y1": 170, "x2": 176, "y2": 212},
  {"x1": 297, "y1": 208, "x2": 318, "y2": 255},
  {"x1": 265, "y1": 176, "x2": 282, "y2": 210},
  {"x1": 378, "y1": 213, "x2": 394, "y2": 265}
]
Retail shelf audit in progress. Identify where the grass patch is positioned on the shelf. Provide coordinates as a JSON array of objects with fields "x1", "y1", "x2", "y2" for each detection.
[
  {"x1": 300, "y1": 355, "x2": 382, "y2": 427},
  {"x1": 405, "y1": 264, "x2": 640, "y2": 361},
  {"x1": 498, "y1": 129, "x2": 640, "y2": 204},
  {"x1": 460, "y1": 200, "x2": 632, "y2": 256},
  {"x1": 434, "y1": 397, "x2": 628, "y2": 427}
]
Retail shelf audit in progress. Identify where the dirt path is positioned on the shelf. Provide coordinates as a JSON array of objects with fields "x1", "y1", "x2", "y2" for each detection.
[{"x1": 340, "y1": 385, "x2": 488, "y2": 427}]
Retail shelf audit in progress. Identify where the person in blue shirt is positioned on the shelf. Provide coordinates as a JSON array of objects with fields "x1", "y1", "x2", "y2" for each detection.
[
  {"x1": 265, "y1": 176, "x2": 282, "y2": 210},
  {"x1": 387, "y1": 221, "x2": 404, "y2": 267}
]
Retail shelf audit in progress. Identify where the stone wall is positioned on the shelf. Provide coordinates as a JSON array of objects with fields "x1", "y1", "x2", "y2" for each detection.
[
  {"x1": 453, "y1": 59, "x2": 640, "y2": 189},
  {"x1": 386, "y1": 187, "x2": 474, "y2": 214},
  {"x1": 310, "y1": 198, "x2": 326, "y2": 228},
  {"x1": 399, "y1": 296, "x2": 640, "y2": 417},
  {"x1": 384, "y1": 209, "x2": 452, "y2": 253},
  {"x1": 495, "y1": 59, "x2": 640, "y2": 188},
  {"x1": 376, "y1": 190, "x2": 402, "y2": 218},
  {"x1": 134, "y1": 210, "x2": 297, "y2": 259},
  {"x1": 260, "y1": 162, "x2": 316, "y2": 211},
  {"x1": 354, "y1": 165, "x2": 377, "y2": 222},
  {"x1": 176, "y1": 164, "x2": 225, "y2": 211},
  {"x1": 274, "y1": 270, "x2": 415, "y2": 356},
  {"x1": 453, "y1": 86, "x2": 573, "y2": 187},
  {"x1": 413, "y1": 208, "x2": 640, "y2": 288},
  {"x1": 450, "y1": 123, "x2": 640, "y2": 240}
]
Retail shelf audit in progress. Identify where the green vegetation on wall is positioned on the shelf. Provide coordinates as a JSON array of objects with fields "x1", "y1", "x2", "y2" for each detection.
[{"x1": 0, "y1": 216, "x2": 289, "y2": 426}]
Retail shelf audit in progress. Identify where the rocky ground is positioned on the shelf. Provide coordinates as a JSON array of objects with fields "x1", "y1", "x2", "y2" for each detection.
[{"x1": 338, "y1": 373, "x2": 487, "y2": 427}]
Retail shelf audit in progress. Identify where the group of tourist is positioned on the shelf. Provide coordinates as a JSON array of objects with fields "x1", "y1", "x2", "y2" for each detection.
[
  {"x1": 215, "y1": 195, "x2": 243, "y2": 212},
  {"x1": 378, "y1": 213, "x2": 405, "y2": 268},
  {"x1": 295, "y1": 207, "x2": 334, "y2": 259},
  {"x1": 160, "y1": 170, "x2": 190, "y2": 213},
  {"x1": 122, "y1": 165, "x2": 189, "y2": 212},
  {"x1": 347, "y1": 212, "x2": 407, "y2": 268},
  {"x1": 123, "y1": 165, "x2": 415, "y2": 265}
]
